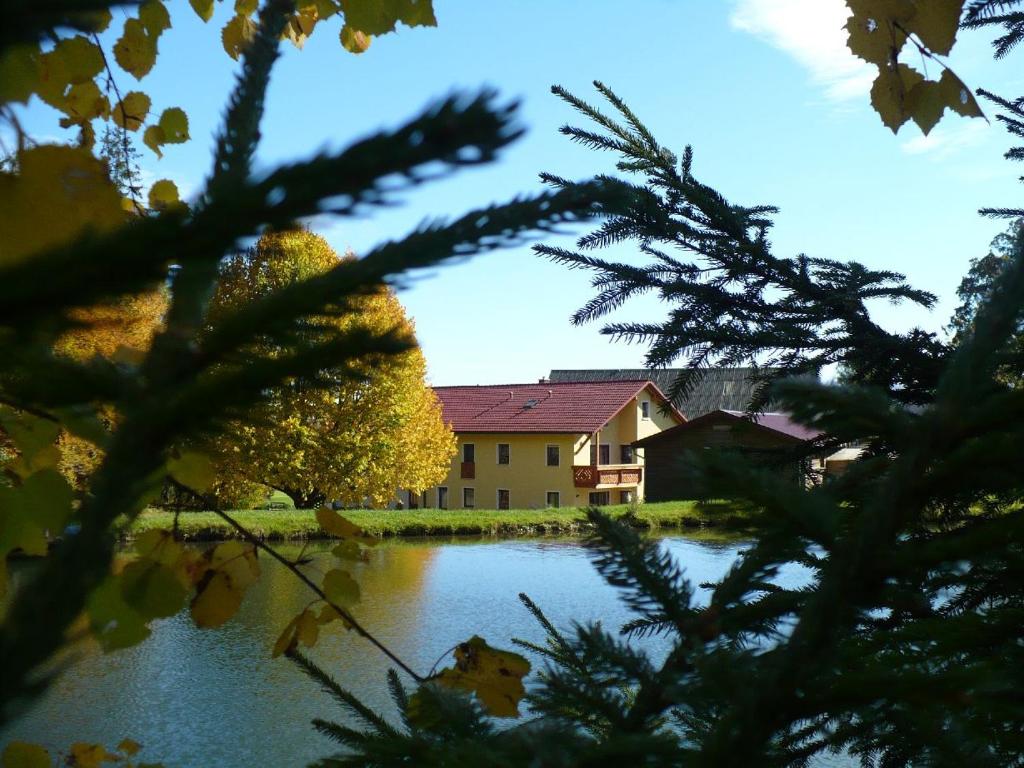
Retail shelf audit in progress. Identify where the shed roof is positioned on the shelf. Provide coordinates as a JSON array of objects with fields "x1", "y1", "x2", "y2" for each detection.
[
  {"x1": 433, "y1": 381, "x2": 683, "y2": 434},
  {"x1": 548, "y1": 367, "x2": 818, "y2": 418},
  {"x1": 633, "y1": 409, "x2": 822, "y2": 447}
]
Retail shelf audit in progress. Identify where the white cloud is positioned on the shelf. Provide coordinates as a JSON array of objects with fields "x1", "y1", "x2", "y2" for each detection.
[
  {"x1": 730, "y1": 0, "x2": 873, "y2": 102},
  {"x1": 900, "y1": 120, "x2": 989, "y2": 157}
]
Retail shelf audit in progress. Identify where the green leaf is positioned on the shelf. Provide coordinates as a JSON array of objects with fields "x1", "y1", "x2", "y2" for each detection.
[
  {"x1": 52, "y1": 35, "x2": 105, "y2": 84},
  {"x1": 340, "y1": 25, "x2": 371, "y2": 54},
  {"x1": 316, "y1": 506, "x2": 371, "y2": 541},
  {"x1": 322, "y1": 568, "x2": 360, "y2": 606},
  {"x1": 190, "y1": 572, "x2": 242, "y2": 628},
  {"x1": 114, "y1": 18, "x2": 158, "y2": 80},
  {"x1": 0, "y1": 409, "x2": 59, "y2": 461},
  {"x1": 157, "y1": 107, "x2": 189, "y2": 144},
  {"x1": 0, "y1": 45, "x2": 42, "y2": 105},
  {"x1": 429, "y1": 636, "x2": 531, "y2": 717}
]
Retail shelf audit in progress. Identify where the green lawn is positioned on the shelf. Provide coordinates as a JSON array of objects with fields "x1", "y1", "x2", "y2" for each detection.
[{"x1": 127, "y1": 501, "x2": 757, "y2": 541}]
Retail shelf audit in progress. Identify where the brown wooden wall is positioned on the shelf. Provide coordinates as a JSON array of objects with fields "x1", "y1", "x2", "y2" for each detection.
[{"x1": 640, "y1": 416, "x2": 803, "y2": 503}]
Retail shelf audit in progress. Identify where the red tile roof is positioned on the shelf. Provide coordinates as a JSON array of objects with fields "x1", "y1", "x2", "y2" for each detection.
[{"x1": 433, "y1": 381, "x2": 683, "y2": 434}]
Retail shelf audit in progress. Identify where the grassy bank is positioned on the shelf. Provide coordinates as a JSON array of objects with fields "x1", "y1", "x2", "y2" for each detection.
[{"x1": 127, "y1": 501, "x2": 756, "y2": 541}]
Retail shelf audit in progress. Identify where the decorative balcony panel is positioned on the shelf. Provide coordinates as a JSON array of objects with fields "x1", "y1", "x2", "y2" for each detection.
[{"x1": 573, "y1": 465, "x2": 642, "y2": 488}]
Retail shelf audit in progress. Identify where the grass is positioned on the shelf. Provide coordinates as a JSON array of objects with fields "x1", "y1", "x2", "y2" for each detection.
[{"x1": 127, "y1": 501, "x2": 758, "y2": 542}]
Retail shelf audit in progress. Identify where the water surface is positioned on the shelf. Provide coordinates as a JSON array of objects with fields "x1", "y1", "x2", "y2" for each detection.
[{"x1": 3, "y1": 534, "x2": 840, "y2": 766}]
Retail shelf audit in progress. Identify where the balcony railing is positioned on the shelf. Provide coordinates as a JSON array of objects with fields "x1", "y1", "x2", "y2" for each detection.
[{"x1": 573, "y1": 464, "x2": 642, "y2": 488}]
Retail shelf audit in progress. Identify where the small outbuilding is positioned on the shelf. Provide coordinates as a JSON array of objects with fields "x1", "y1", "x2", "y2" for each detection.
[{"x1": 633, "y1": 409, "x2": 822, "y2": 502}]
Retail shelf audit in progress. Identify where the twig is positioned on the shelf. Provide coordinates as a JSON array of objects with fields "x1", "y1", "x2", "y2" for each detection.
[{"x1": 211, "y1": 508, "x2": 425, "y2": 682}]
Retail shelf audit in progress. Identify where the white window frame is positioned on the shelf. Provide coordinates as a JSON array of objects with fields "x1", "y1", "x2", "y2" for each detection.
[
  {"x1": 546, "y1": 491, "x2": 560, "y2": 509},
  {"x1": 546, "y1": 444, "x2": 560, "y2": 467},
  {"x1": 496, "y1": 488, "x2": 510, "y2": 510},
  {"x1": 497, "y1": 443, "x2": 510, "y2": 465},
  {"x1": 462, "y1": 487, "x2": 475, "y2": 509},
  {"x1": 438, "y1": 486, "x2": 448, "y2": 510}
]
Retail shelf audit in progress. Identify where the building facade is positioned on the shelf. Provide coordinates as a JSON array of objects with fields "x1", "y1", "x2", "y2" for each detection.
[{"x1": 406, "y1": 381, "x2": 683, "y2": 510}]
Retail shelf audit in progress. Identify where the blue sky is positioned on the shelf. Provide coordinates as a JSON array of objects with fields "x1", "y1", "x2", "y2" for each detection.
[{"x1": 19, "y1": 0, "x2": 1024, "y2": 384}]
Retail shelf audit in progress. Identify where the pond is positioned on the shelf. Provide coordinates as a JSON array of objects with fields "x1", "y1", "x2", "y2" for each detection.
[{"x1": 1, "y1": 534, "x2": 847, "y2": 767}]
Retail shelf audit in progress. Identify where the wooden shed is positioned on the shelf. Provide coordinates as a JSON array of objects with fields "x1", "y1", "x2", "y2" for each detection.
[{"x1": 633, "y1": 410, "x2": 822, "y2": 502}]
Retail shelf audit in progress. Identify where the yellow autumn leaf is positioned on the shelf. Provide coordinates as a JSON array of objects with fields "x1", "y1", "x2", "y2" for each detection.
[
  {"x1": 316, "y1": 506, "x2": 371, "y2": 541},
  {"x1": 63, "y1": 80, "x2": 109, "y2": 122},
  {"x1": 222, "y1": 14, "x2": 257, "y2": 60},
  {"x1": 340, "y1": 25, "x2": 371, "y2": 54},
  {"x1": 430, "y1": 636, "x2": 531, "y2": 717},
  {"x1": 119, "y1": 559, "x2": 188, "y2": 619},
  {"x1": 322, "y1": 568, "x2": 360, "y2": 606},
  {"x1": 113, "y1": 91, "x2": 151, "y2": 131},
  {"x1": 114, "y1": 18, "x2": 158, "y2": 80},
  {"x1": 190, "y1": 571, "x2": 243, "y2": 628},
  {"x1": 296, "y1": 608, "x2": 319, "y2": 647},
  {"x1": 235, "y1": 0, "x2": 259, "y2": 14},
  {"x1": 906, "y1": 78, "x2": 946, "y2": 135},
  {"x1": 189, "y1": 0, "x2": 215, "y2": 22},
  {"x1": 148, "y1": 179, "x2": 180, "y2": 211},
  {"x1": 0, "y1": 145, "x2": 124, "y2": 265},
  {"x1": 317, "y1": 604, "x2": 350, "y2": 626},
  {"x1": 0, "y1": 45, "x2": 41, "y2": 105},
  {"x1": 139, "y1": 0, "x2": 172, "y2": 36},
  {"x1": 53, "y1": 35, "x2": 105, "y2": 84},
  {"x1": 135, "y1": 528, "x2": 183, "y2": 565},
  {"x1": 143, "y1": 124, "x2": 166, "y2": 157},
  {"x1": 844, "y1": 0, "x2": 911, "y2": 66},
  {"x1": 904, "y1": 0, "x2": 964, "y2": 57},
  {"x1": 167, "y1": 451, "x2": 215, "y2": 492},
  {"x1": 331, "y1": 539, "x2": 368, "y2": 562},
  {"x1": 273, "y1": 614, "x2": 300, "y2": 657},
  {"x1": 340, "y1": 0, "x2": 437, "y2": 36},
  {"x1": 116, "y1": 739, "x2": 142, "y2": 757},
  {"x1": 158, "y1": 107, "x2": 190, "y2": 144},
  {"x1": 1, "y1": 741, "x2": 51, "y2": 768},
  {"x1": 939, "y1": 69, "x2": 984, "y2": 119},
  {"x1": 69, "y1": 743, "x2": 115, "y2": 768},
  {"x1": 210, "y1": 540, "x2": 260, "y2": 590},
  {"x1": 870, "y1": 62, "x2": 924, "y2": 133}
]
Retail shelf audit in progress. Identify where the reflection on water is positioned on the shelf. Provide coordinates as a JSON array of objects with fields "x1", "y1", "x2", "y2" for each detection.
[{"x1": 1, "y1": 535, "x2": 845, "y2": 767}]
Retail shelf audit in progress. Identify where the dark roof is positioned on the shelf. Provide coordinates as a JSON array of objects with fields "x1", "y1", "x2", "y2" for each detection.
[
  {"x1": 433, "y1": 381, "x2": 684, "y2": 434},
  {"x1": 633, "y1": 409, "x2": 822, "y2": 447},
  {"x1": 547, "y1": 368, "x2": 817, "y2": 418}
]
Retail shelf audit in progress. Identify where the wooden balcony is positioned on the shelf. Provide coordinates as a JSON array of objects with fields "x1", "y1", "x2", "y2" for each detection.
[
  {"x1": 460, "y1": 461, "x2": 475, "y2": 479},
  {"x1": 573, "y1": 464, "x2": 643, "y2": 488}
]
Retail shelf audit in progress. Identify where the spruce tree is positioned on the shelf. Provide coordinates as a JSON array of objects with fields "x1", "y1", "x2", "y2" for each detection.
[{"x1": 294, "y1": 7, "x2": 1024, "y2": 767}]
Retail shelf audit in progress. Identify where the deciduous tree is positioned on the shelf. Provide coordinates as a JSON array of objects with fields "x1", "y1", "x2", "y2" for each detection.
[{"x1": 202, "y1": 229, "x2": 455, "y2": 508}]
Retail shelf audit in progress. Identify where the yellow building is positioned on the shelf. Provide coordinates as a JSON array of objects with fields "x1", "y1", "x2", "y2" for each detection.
[{"x1": 406, "y1": 381, "x2": 684, "y2": 511}]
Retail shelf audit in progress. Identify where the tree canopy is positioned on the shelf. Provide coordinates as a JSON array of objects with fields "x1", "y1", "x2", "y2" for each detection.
[{"x1": 203, "y1": 229, "x2": 455, "y2": 508}]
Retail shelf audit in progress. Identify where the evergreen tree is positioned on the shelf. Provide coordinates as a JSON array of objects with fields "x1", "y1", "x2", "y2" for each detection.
[{"x1": 293, "y1": 7, "x2": 1024, "y2": 767}]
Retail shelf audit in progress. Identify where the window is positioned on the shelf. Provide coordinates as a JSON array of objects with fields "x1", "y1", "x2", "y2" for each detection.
[
  {"x1": 621, "y1": 445, "x2": 634, "y2": 463},
  {"x1": 546, "y1": 445, "x2": 560, "y2": 466},
  {"x1": 438, "y1": 487, "x2": 448, "y2": 510},
  {"x1": 546, "y1": 491, "x2": 560, "y2": 508},
  {"x1": 463, "y1": 487, "x2": 475, "y2": 508},
  {"x1": 620, "y1": 490, "x2": 634, "y2": 504},
  {"x1": 463, "y1": 443, "x2": 475, "y2": 463},
  {"x1": 641, "y1": 400, "x2": 651, "y2": 419},
  {"x1": 599, "y1": 444, "x2": 610, "y2": 465},
  {"x1": 421, "y1": 491, "x2": 429, "y2": 508},
  {"x1": 589, "y1": 443, "x2": 596, "y2": 465},
  {"x1": 497, "y1": 443, "x2": 510, "y2": 465},
  {"x1": 589, "y1": 491, "x2": 610, "y2": 506},
  {"x1": 497, "y1": 489, "x2": 510, "y2": 510}
]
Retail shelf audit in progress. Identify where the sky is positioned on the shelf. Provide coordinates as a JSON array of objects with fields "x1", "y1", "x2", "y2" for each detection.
[{"x1": 17, "y1": 0, "x2": 1024, "y2": 385}]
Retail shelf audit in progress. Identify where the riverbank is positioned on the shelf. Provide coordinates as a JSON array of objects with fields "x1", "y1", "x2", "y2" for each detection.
[{"x1": 127, "y1": 501, "x2": 756, "y2": 541}]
